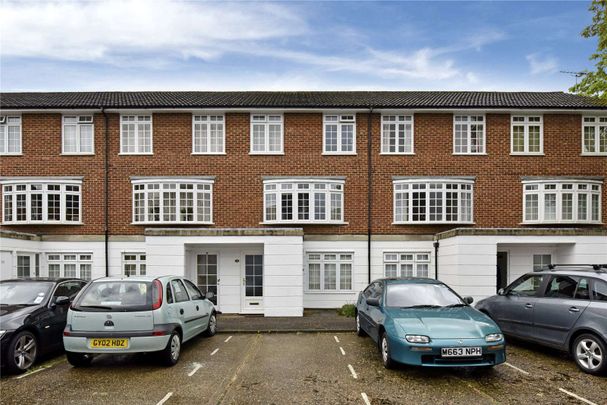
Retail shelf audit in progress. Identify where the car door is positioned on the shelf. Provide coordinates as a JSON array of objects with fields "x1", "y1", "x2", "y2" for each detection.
[
  {"x1": 47, "y1": 281, "x2": 86, "y2": 348},
  {"x1": 532, "y1": 275, "x2": 591, "y2": 347},
  {"x1": 169, "y1": 279, "x2": 196, "y2": 341},
  {"x1": 358, "y1": 283, "x2": 378, "y2": 336},
  {"x1": 492, "y1": 274, "x2": 547, "y2": 338},
  {"x1": 366, "y1": 282, "x2": 385, "y2": 342},
  {"x1": 183, "y1": 279, "x2": 209, "y2": 337}
]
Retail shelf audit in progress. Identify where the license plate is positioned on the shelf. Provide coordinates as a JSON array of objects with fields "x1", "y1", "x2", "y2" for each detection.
[
  {"x1": 441, "y1": 347, "x2": 482, "y2": 357},
  {"x1": 89, "y1": 338, "x2": 129, "y2": 349}
]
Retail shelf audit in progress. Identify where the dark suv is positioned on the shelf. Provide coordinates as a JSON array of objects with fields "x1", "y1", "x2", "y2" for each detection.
[{"x1": 475, "y1": 265, "x2": 607, "y2": 375}]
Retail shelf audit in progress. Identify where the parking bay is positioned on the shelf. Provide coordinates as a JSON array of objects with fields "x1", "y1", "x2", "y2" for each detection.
[{"x1": 1, "y1": 333, "x2": 606, "y2": 405}]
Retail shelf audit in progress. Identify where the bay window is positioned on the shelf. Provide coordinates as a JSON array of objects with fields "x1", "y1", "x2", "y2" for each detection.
[
  {"x1": 307, "y1": 252, "x2": 353, "y2": 291},
  {"x1": 381, "y1": 115, "x2": 413, "y2": 154},
  {"x1": 121, "y1": 115, "x2": 152, "y2": 154},
  {"x1": 523, "y1": 180, "x2": 602, "y2": 224},
  {"x1": 263, "y1": 179, "x2": 344, "y2": 224},
  {"x1": 393, "y1": 178, "x2": 474, "y2": 224},
  {"x1": 0, "y1": 116, "x2": 22, "y2": 155},
  {"x1": 250, "y1": 114, "x2": 283, "y2": 154},
  {"x1": 511, "y1": 115, "x2": 543, "y2": 154},
  {"x1": 193, "y1": 115, "x2": 225, "y2": 154},
  {"x1": 384, "y1": 252, "x2": 431, "y2": 278},
  {"x1": 453, "y1": 115, "x2": 485, "y2": 154},
  {"x1": 323, "y1": 114, "x2": 356, "y2": 154},
  {"x1": 582, "y1": 117, "x2": 607, "y2": 155},
  {"x1": 63, "y1": 115, "x2": 94, "y2": 154}
]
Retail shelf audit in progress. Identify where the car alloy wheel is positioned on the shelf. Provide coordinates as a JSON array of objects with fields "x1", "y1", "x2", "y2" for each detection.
[
  {"x1": 356, "y1": 315, "x2": 361, "y2": 332},
  {"x1": 13, "y1": 333, "x2": 37, "y2": 371},
  {"x1": 170, "y1": 333, "x2": 181, "y2": 361},
  {"x1": 381, "y1": 337, "x2": 389, "y2": 363},
  {"x1": 575, "y1": 337, "x2": 603, "y2": 372},
  {"x1": 209, "y1": 314, "x2": 217, "y2": 334}
]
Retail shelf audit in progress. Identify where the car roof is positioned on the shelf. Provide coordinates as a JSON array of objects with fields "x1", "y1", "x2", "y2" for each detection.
[
  {"x1": 531, "y1": 269, "x2": 607, "y2": 279},
  {"x1": 372, "y1": 277, "x2": 443, "y2": 285},
  {"x1": 89, "y1": 275, "x2": 180, "y2": 283},
  {"x1": 0, "y1": 277, "x2": 85, "y2": 283}
]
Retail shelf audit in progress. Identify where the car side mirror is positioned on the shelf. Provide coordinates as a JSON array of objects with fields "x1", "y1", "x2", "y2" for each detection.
[
  {"x1": 463, "y1": 296, "x2": 474, "y2": 305},
  {"x1": 54, "y1": 296, "x2": 70, "y2": 306},
  {"x1": 366, "y1": 297, "x2": 380, "y2": 307},
  {"x1": 497, "y1": 288, "x2": 506, "y2": 296},
  {"x1": 205, "y1": 291, "x2": 215, "y2": 300}
]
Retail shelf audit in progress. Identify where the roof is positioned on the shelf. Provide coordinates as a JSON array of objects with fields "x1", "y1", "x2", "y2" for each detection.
[{"x1": 1, "y1": 91, "x2": 606, "y2": 110}]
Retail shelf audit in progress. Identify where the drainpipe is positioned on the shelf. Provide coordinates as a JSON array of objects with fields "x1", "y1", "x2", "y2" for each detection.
[
  {"x1": 367, "y1": 106, "x2": 374, "y2": 284},
  {"x1": 102, "y1": 108, "x2": 110, "y2": 277},
  {"x1": 433, "y1": 240, "x2": 440, "y2": 280}
]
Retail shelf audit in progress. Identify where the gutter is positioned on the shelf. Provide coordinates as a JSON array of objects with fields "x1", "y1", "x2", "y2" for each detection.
[
  {"x1": 367, "y1": 106, "x2": 374, "y2": 284},
  {"x1": 102, "y1": 108, "x2": 110, "y2": 277}
]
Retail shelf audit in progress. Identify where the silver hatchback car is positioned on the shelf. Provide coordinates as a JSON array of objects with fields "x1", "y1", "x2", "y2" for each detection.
[{"x1": 63, "y1": 276, "x2": 217, "y2": 367}]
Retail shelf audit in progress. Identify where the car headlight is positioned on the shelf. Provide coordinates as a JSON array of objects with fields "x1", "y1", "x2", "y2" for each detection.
[
  {"x1": 0, "y1": 330, "x2": 6, "y2": 339},
  {"x1": 405, "y1": 335, "x2": 431, "y2": 343},
  {"x1": 485, "y1": 333, "x2": 503, "y2": 342}
]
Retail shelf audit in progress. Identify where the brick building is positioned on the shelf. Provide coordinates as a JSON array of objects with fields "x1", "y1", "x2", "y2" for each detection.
[{"x1": 1, "y1": 91, "x2": 606, "y2": 316}]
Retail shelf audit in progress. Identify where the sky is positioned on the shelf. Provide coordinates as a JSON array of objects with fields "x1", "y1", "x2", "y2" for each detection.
[{"x1": 0, "y1": 0, "x2": 598, "y2": 92}]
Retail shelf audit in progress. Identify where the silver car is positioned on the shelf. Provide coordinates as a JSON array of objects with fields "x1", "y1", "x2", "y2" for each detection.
[
  {"x1": 63, "y1": 276, "x2": 217, "y2": 367},
  {"x1": 476, "y1": 265, "x2": 607, "y2": 375}
]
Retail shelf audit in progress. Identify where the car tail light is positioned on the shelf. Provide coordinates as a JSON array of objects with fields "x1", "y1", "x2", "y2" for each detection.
[
  {"x1": 152, "y1": 279, "x2": 163, "y2": 310},
  {"x1": 63, "y1": 325, "x2": 71, "y2": 336}
]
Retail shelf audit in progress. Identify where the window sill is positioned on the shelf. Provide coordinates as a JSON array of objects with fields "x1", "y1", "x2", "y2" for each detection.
[
  {"x1": 119, "y1": 152, "x2": 154, "y2": 156},
  {"x1": 305, "y1": 290, "x2": 356, "y2": 294},
  {"x1": 1, "y1": 221, "x2": 83, "y2": 225},
  {"x1": 192, "y1": 152, "x2": 226, "y2": 155},
  {"x1": 510, "y1": 153, "x2": 544, "y2": 156},
  {"x1": 0, "y1": 153, "x2": 23, "y2": 156},
  {"x1": 322, "y1": 152, "x2": 357, "y2": 156},
  {"x1": 379, "y1": 152, "x2": 415, "y2": 155},
  {"x1": 392, "y1": 221, "x2": 475, "y2": 225},
  {"x1": 452, "y1": 153, "x2": 487, "y2": 156},
  {"x1": 521, "y1": 221, "x2": 603, "y2": 225},
  {"x1": 249, "y1": 152, "x2": 284, "y2": 155},
  {"x1": 581, "y1": 153, "x2": 607, "y2": 156},
  {"x1": 261, "y1": 221, "x2": 348, "y2": 225},
  {"x1": 61, "y1": 153, "x2": 95, "y2": 156},
  {"x1": 132, "y1": 222, "x2": 214, "y2": 225}
]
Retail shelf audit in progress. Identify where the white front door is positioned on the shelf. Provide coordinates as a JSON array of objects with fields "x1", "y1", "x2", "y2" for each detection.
[{"x1": 241, "y1": 254, "x2": 264, "y2": 313}]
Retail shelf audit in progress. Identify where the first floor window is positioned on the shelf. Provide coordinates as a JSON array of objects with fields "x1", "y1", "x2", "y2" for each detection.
[
  {"x1": 193, "y1": 115, "x2": 224, "y2": 154},
  {"x1": 324, "y1": 114, "x2": 356, "y2": 154},
  {"x1": 123, "y1": 253, "x2": 146, "y2": 276},
  {"x1": 393, "y1": 179, "x2": 473, "y2": 224},
  {"x1": 533, "y1": 254, "x2": 551, "y2": 272},
  {"x1": 47, "y1": 253, "x2": 93, "y2": 280},
  {"x1": 384, "y1": 253, "x2": 431, "y2": 278},
  {"x1": 264, "y1": 180, "x2": 344, "y2": 223},
  {"x1": 511, "y1": 116, "x2": 543, "y2": 154},
  {"x1": 454, "y1": 115, "x2": 485, "y2": 154},
  {"x1": 121, "y1": 115, "x2": 152, "y2": 154},
  {"x1": 523, "y1": 180, "x2": 602, "y2": 224},
  {"x1": 307, "y1": 253, "x2": 353, "y2": 291},
  {"x1": 1, "y1": 180, "x2": 82, "y2": 224},
  {"x1": 251, "y1": 114, "x2": 283, "y2": 154},
  {"x1": 0, "y1": 116, "x2": 22, "y2": 155},
  {"x1": 381, "y1": 115, "x2": 413, "y2": 154},
  {"x1": 132, "y1": 179, "x2": 213, "y2": 224},
  {"x1": 582, "y1": 117, "x2": 607, "y2": 155},
  {"x1": 63, "y1": 115, "x2": 94, "y2": 154}
]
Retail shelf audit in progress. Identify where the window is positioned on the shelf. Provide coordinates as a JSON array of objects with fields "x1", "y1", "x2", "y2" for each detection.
[
  {"x1": 544, "y1": 276, "x2": 590, "y2": 300},
  {"x1": 47, "y1": 253, "x2": 93, "y2": 280},
  {"x1": 193, "y1": 115, "x2": 225, "y2": 154},
  {"x1": 170, "y1": 279, "x2": 190, "y2": 302},
  {"x1": 523, "y1": 180, "x2": 602, "y2": 224},
  {"x1": 508, "y1": 274, "x2": 546, "y2": 297},
  {"x1": 453, "y1": 115, "x2": 485, "y2": 154},
  {"x1": 122, "y1": 253, "x2": 146, "y2": 276},
  {"x1": 324, "y1": 114, "x2": 356, "y2": 154},
  {"x1": 63, "y1": 116, "x2": 94, "y2": 154},
  {"x1": 53, "y1": 281, "x2": 86, "y2": 299},
  {"x1": 0, "y1": 116, "x2": 22, "y2": 155},
  {"x1": 593, "y1": 280, "x2": 607, "y2": 301},
  {"x1": 511, "y1": 115, "x2": 543, "y2": 154},
  {"x1": 2, "y1": 180, "x2": 82, "y2": 224},
  {"x1": 383, "y1": 253, "x2": 431, "y2": 278},
  {"x1": 17, "y1": 255, "x2": 31, "y2": 278},
  {"x1": 132, "y1": 179, "x2": 213, "y2": 224},
  {"x1": 582, "y1": 117, "x2": 607, "y2": 155},
  {"x1": 393, "y1": 179, "x2": 474, "y2": 224},
  {"x1": 381, "y1": 115, "x2": 413, "y2": 154},
  {"x1": 533, "y1": 254, "x2": 551, "y2": 271},
  {"x1": 263, "y1": 180, "x2": 344, "y2": 223},
  {"x1": 120, "y1": 115, "x2": 152, "y2": 154},
  {"x1": 307, "y1": 253, "x2": 353, "y2": 291},
  {"x1": 250, "y1": 114, "x2": 283, "y2": 154},
  {"x1": 183, "y1": 279, "x2": 203, "y2": 300}
]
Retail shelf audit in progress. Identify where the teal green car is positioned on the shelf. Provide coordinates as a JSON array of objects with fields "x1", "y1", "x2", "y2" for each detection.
[{"x1": 355, "y1": 278, "x2": 506, "y2": 369}]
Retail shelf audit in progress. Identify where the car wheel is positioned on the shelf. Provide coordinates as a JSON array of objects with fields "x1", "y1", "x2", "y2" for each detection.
[
  {"x1": 161, "y1": 331, "x2": 181, "y2": 367},
  {"x1": 6, "y1": 330, "x2": 38, "y2": 374},
  {"x1": 572, "y1": 333, "x2": 606, "y2": 375},
  {"x1": 380, "y1": 333, "x2": 395, "y2": 369},
  {"x1": 356, "y1": 313, "x2": 366, "y2": 337},
  {"x1": 66, "y1": 351, "x2": 93, "y2": 367},
  {"x1": 203, "y1": 312, "x2": 217, "y2": 337}
]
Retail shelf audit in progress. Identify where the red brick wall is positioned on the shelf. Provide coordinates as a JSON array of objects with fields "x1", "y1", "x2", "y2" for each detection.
[{"x1": 1, "y1": 112, "x2": 605, "y2": 236}]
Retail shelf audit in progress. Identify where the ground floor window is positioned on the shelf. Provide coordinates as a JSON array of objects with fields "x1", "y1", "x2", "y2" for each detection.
[
  {"x1": 47, "y1": 253, "x2": 93, "y2": 280},
  {"x1": 384, "y1": 252, "x2": 431, "y2": 278},
  {"x1": 533, "y1": 254, "x2": 551, "y2": 271},
  {"x1": 307, "y1": 252, "x2": 353, "y2": 291},
  {"x1": 123, "y1": 253, "x2": 146, "y2": 276}
]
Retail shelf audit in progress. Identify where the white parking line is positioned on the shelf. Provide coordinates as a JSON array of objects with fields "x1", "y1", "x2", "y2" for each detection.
[
  {"x1": 334, "y1": 335, "x2": 340, "y2": 343},
  {"x1": 224, "y1": 335, "x2": 233, "y2": 343},
  {"x1": 339, "y1": 347, "x2": 346, "y2": 356},
  {"x1": 558, "y1": 388, "x2": 597, "y2": 405},
  {"x1": 503, "y1": 362, "x2": 530, "y2": 375},
  {"x1": 14, "y1": 358, "x2": 65, "y2": 380},
  {"x1": 348, "y1": 364, "x2": 358, "y2": 379},
  {"x1": 156, "y1": 392, "x2": 173, "y2": 405},
  {"x1": 188, "y1": 363, "x2": 202, "y2": 377},
  {"x1": 210, "y1": 348, "x2": 219, "y2": 356},
  {"x1": 361, "y1": 392, "x2": 371, "y2": 405}
]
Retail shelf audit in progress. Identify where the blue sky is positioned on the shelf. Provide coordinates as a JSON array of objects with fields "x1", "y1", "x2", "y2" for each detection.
[{"x1": 0, "y1": 1, "x2": 597, "y2": 92}]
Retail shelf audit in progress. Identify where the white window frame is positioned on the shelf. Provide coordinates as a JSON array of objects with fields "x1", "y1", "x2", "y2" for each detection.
[
  {"x1": 511, "y1": 115, "x2": 544, "y2": 155},
  {"x1": 453, "y1": 114, "x2": 486, "y2": 155},
  {"x1": 47, "y1": 253, "x2": 93, "y2": 280},
  {"x1": 263, "y1": 179, "x2": 345, "y2": 224},
  {"x1": 131, "y1": 178, "x2": 214, "y2": 224},
  {"x1": 192, "y1": 114, "x2": 225, "y2": 155},
  {"x1": 522, "y1": 179, "x2": 602, "y2": 224},
  {"x1": 323, "y1": 113, "x2": 357, "y2": 155},
  {"x1": 381, "y1": 114, "x2": 414, "y2": 154},
  {"x1": 305, "y1": 252, "x2": 354, "y2": 292},
  {"x1": 249, "y1": 114, "x2": 283, "y2": 155},
  {"x1": 0, "y1": 115, "x2": 22, "y2": 155},
  {"x1": 383, "y1": 252, "x2": 432, "y2": 278},
  {"x1": 120, "y1": 114, "x2": 153, "y2": 155},
  {"x1": 1, "y1": 179, "x2": 83, "y2": 225},
  {"x1": 62, "y1": 115, "x2": 94, "y2": 155},
  {"x1": 122, "y1": 252, "x2": 146, "y2": 276},
  {"x1": 581, "y1": 116, "x2": 607, "y2": 156},
  {"x1": 393, "y1": 179, "x2": 474, "y2": 224}
]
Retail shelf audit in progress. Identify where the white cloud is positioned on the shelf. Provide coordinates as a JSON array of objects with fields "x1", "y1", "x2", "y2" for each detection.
[{"x1": 526, "y1": 53, "x2": 559, "y2": 75}]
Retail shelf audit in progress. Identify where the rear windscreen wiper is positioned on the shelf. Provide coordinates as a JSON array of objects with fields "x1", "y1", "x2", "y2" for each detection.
[
  {"x1": 402, "y1": 305, "x2": 442, "y2": 309},
  {"x1": 442, "y1": 303, "x2": 467, "y2": 308},
  {"x1": 77, "y1": 305, "x2": 113, "y2": 310}
]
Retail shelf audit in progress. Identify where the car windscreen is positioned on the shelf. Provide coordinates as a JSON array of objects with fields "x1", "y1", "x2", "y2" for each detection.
[
  {"x1": 73, "y1": 281, "x2": 153, "y2": 312},
  {"x1": 0, "y1": 282, "x2": 53, "y2": 306},
  {"x1": 386, "y1": 283, "x2": 464, "y2": 308}
]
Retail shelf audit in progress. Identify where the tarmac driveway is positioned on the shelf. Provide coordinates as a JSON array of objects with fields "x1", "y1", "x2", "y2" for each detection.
[{"x1": 1, "y1": 333, "x2": 606, "y2": 405}]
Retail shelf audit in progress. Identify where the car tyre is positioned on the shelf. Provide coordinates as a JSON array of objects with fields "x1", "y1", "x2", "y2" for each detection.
[
  {"x1": 203, "y1": 312, "x2": 217, "y2": 337},
  {"x1": 356, "y1": 313, "x2": 366, "y2": 337},
  {"x1": 380, "y1": 332, "x2": 395, "y2": 369},
  {"x1": 6, "y1": 330, "x2": 38, "y2": 374},
  {"x1": 572, "y1": 333, "x2": 607, "y2": 375},
  {"x1": 66, "y1": 351, "x2": 93, "y2": 367},
  {"x1": 161, "y1": 331, "x2": 182, "y2": 367}
]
